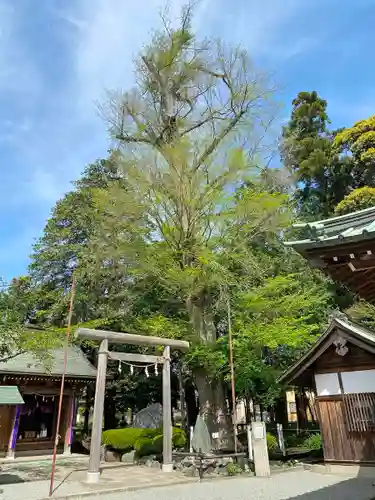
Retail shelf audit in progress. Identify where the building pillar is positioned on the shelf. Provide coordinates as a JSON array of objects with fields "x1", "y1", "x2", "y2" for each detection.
[
  {"x1": 6, "y1": 405, "x2": 21, "y2": 460},
  {"x1": 87, "y1": 339, "x2": 108, "y2": 484},
  {"x1": 64, "y1": 394, "x2": 75, "y2": 455}
]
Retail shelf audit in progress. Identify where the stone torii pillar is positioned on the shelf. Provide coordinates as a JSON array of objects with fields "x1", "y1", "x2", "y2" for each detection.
[{"x1": 76, "y1": 328, "x2": 189, "y2": 484}]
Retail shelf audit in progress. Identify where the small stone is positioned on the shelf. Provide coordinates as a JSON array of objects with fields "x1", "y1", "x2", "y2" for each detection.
[
  {"x1": 182, "y1": 456, "x2": 195, "y2": 467},
  {"x1": 205, "y1": 465, "x2": 216, "y2": 475},
  {"x1": 144, "y1": 458, "x2": 160, "y2": 468},
  {"x1": 105, "y1": 448, "x2": 122, "y2": 462},
  {"x1": 121, "y1": 450, "x2": 135, "y2": 463},
  {"x1": 183, "y1": 465, "x2": 198, "y2": 477}
]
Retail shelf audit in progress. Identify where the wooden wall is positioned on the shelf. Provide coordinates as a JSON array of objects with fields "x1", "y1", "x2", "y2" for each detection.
[
  {"x1": 314, "y1": 342, "x2": 375, "y2": 373},
  {"x1": 317, "y1": 396, "x2": 375, "y2": 463},
  {"x1": 0, "y1": 406, "x2": 13, "y2": 451}
]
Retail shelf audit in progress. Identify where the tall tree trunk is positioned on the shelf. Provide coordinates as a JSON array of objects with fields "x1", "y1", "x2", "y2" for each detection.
[
  {"x1": 187, "y1": 296, "x2": 234, "y2": 450},
  {"x1": 244, "y1": 395, "x2": 252, "y2": 424},
  {"x1": 194, "y1": 369, "x2": 233, "y2": 450},
  {"x1": 304, "y1": 389, "x2": 317, "y2": 424},
  {"x1": 274, "y1": 394, "x2": 288, "y2": 428},
  {"x1": 295, "y1": 390, "x2": 308, "y2": 431},
  {"x1": 83, "y1": 385, "x2": 92, "y2": 435},
  {"x1": 104, "y1": 387, "x2": 118, "y2": 430},
  {"x1": 185, "y1": 379, "x2": 199, "y2": 429}
]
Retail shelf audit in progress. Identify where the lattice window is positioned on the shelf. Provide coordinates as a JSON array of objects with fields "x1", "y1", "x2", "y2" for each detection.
[{"x1": 343, "y1": 392, "x2": 375, "y2": 432}]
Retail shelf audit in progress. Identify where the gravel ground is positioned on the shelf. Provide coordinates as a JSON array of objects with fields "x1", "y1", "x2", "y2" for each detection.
[
  {"x1": 1, "y1": 469, "x2": 375, "y2": 500},
  {"x1": 99, "y1": 471, "x2": 375, "y2": 500}
]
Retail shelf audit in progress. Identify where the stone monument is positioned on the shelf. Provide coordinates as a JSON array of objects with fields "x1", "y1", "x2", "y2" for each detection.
[
  {"x1": 191, "y1": 415, "x2": 212, "y2": 454},
  {"x1": 132, "y1": 403, "x2": 163, "y2": 429}
]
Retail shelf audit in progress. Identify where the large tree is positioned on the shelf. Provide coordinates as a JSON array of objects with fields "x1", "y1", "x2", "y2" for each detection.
[
  {"x1": 84, "y1": 5, "x2": 290, "y2": 446},
  {"x1": 334, "y1": 115, "x2": 375, "y2": 186},
  {"x1": 281, "y1": 91, "x2": 353, "y2": 218},
  {"x1": 0, "y1": 277, "x2": 63, "y2": 364}
]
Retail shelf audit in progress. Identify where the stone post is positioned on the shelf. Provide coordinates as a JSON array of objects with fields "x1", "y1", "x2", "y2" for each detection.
[
  {"x1": 87, "y1": 339, "x2": 108, "y2": 483},
  {"x1": 64, "y1": 394, "x2": 75, "y2": 455},
  {"x1": 162, "y1": 345, "x2": 173, "y2": 472},
  {"x1": 251, "y1": 421, "x2": 270, "y2": 477}
]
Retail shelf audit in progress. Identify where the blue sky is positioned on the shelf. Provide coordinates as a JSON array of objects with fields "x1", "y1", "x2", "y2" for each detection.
[{"x1": 0, "y1": 0, "x2": 374, "y2": 281}]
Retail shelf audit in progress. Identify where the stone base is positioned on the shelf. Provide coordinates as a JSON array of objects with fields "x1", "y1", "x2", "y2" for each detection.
[
  {"x1": 162, "y1": 463, "x2": 174, "y2": 473},
  {"x1": 86, "y1": 471, "x2": 101, "y2": 484}
]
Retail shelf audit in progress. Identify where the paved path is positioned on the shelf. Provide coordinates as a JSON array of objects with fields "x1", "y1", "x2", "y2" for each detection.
[
  {"x1": 84, "y1": 471, "x2": 375, "y2": 500},
  {"x1": 1, "y1": 468, "x2": 375, "y2": 500}
]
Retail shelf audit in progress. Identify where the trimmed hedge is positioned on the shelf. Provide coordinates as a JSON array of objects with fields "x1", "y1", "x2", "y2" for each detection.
[
  {"x1": 102, "y1": 426, "x2": 186, "y2": 456},
  {"x1": 102, "y1": 427, "x2": 158, "y2": 451}
]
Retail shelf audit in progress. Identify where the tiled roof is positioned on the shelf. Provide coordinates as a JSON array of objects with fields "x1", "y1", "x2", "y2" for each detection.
[
  {"x1": 284, "y1": 206, "x2": 375, "y2": 251},
  {"x1": 0, "y1": 346, "x2": 97, "y2": 379}
]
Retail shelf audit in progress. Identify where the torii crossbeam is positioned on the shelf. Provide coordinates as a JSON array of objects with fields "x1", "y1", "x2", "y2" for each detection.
[{"x1": 76, "y1": 328, "x2": 189, "y2": 483}]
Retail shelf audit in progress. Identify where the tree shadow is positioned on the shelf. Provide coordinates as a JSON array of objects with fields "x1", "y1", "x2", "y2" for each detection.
[{"x1": 287, "y1": 474, "x2": 375, "y2": 500}]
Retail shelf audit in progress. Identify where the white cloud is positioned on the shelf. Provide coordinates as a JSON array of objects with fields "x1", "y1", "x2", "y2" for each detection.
[
  {"x1": 0, "y1": 0, "x2": 324, "y2": 277},
  {"x1": 1, "y1": 0, "x2": 315, "y2": 209}
]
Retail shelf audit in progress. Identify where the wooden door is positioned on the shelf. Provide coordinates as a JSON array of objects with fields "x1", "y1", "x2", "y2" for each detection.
[
  {"x1": 0, "y1": 406, "x2": 12, "y2": 450},
  {"x1": 317, "y1": 397, "x2": 375, "y2": 463}
]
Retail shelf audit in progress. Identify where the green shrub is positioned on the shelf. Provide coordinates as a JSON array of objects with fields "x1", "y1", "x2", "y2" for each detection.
[
  {"x1": 102, "y1": 428, "x2": 158, "y2": 451},
  {"x1": 226, "y1": 462, "x2": 242, "y2": 476},
  {"x1": 102, "y1": 427, "x2": 186, "y2": 454},
  {"x1": 266, "y1": 433, "x2": 278, "y2": 452},
  {"x1": 134, "y1": 436, "x2": 159, "y2": 456},
  {"x1": 301, "y1": 433, "x2": 322, "y2": 450},
  {"x1": 285, "y1": 432, "x2": 308, "y2": 448},
  {"x1": 152, "y1": 434, "x2": 164, "y2": 452},
  {"x1": 173, "y1": 430, "x2": 186, "y2": 448}
]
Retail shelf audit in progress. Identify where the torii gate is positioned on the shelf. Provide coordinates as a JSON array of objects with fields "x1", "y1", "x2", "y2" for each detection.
[{"x1": 76, "y1": 328, "x2": 189, "y2": 483}]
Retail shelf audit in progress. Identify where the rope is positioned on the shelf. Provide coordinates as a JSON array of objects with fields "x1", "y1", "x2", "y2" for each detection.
[{"x1": 117, "y1": 359, "x2": 160, "y2": 377}]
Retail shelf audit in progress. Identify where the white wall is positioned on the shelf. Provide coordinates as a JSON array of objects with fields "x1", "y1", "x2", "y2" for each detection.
[
  {"x1": 341, "y1": 370, "x2": 375, "y2": 394},
  {"x1": 314, "y1": 373, "x2": 341, "y2": 396},
  {"x1": 314, "y1": 370, "x2": 375, "y2": 395}
]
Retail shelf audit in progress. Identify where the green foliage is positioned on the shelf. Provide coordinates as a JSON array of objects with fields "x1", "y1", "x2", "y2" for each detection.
[
  {"x1": 345, "y1": 300, "x2": 375, "y2": 330},
  {"x1": 300, "y1": 433, "x2": 322, "y2": 450},
  {"x1": 335, "y1": 187, "x2": 375, "y2": 215},
  {"x1": 266, "y1": 433, "x2": 278, "y2": 451},
  {"x1": 226, "y1": 462, "x2": 243, "y2": 475},
  {"x1": 102, "y1": 427, "x2": 157, "y2": 450},
  {"x1": 134, "y1": 436, "x2": 160, "y2": 456},
  {"x1": 173, "y1": 430, "x2": 187, "y2": 448},
  {"x1": 2, "y1": 4, "x2": 360, "y2": 439},
  {"x1": 281, "y1": 91, "x2": 354, "y2": 218},
  {"x1": 334, "y1": 115, "x2": 375, "y2": 184},
  {"x1": 102, "y1": 427, "x2": 186, "y2": 455},
  {"x1": 0, "y1": 277, "x2": 64, "y2": 365},
  {"x1": 231, "y1": 271, "x2": 334, "y2": 406}
]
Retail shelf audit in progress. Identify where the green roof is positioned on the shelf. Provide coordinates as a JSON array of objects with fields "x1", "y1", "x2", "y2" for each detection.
[
  {"x1": 0, "y1": 346, "x2": 97, "y2": 379},
  {"x1": 0, "y1": 386, "x2": 25, "y2": 405},
  {"x1": 284, "y1": 206, "x2": 375, "y2": 251}
]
